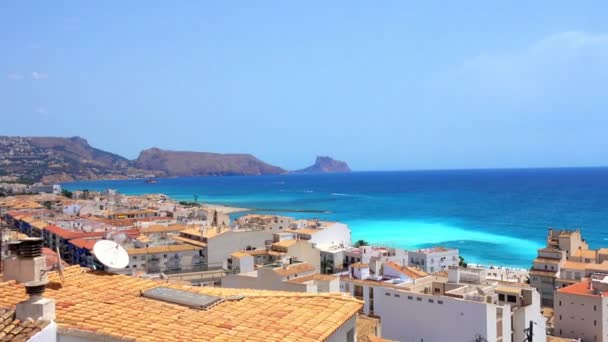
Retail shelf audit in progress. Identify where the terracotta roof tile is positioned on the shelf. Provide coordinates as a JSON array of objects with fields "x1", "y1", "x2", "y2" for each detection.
[{"x1": 0, "y1": 267, "x2": 361, "y2": 341}]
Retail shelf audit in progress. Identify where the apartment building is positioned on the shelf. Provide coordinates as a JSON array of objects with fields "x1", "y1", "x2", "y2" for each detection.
[
  {"x1": 341, "y1": 264, "x2": 545, "y2": 342},
  {"x1": 530, "y1": 229, "x2": 608, "y2": 307},
  {"x1": 408, "y1": 246, "x2": 459, "y2": 273},
  {"x1": 554, "y1": 274, "x2": 608, "y2": 342}
]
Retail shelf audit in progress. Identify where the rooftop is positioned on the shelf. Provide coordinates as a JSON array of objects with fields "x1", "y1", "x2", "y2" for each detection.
[
  {"x1": 0, "y1": 308, "x2": 50, "y2": 341},
  {"x1": 384, "y1": 262, "x2": 429, "y2": 279},
  {"x1": 0, "y1": 267, "x2": 362, "y2": 342},
  {"x1": 557, "y1": 280, "x2": 602, "y2": 297}
]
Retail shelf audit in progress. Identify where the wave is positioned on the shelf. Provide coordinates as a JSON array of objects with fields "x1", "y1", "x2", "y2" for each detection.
[{"x1": 331, "y1": 193, "x2": 351, "y2": 196}]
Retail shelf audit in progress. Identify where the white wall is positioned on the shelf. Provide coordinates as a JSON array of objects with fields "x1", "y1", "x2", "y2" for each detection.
[
  {"x1": 221, "y1": 271, "x2": 317, "y2": 293},
  {"x1": 310, "y1": 223, "x2": 351, "y2": 248},
  {"x1": 375, "y1": 288, "x2": 496, "y2": 342},
  {"x1": 325, "y1": 315, "x2": 357, "y2": 342},
  {"x1": 208, "y1": 230, "x2": 273, "y2": 266},
  {"x1": 30, "y1": 322, "x2": 57, "y2": 342}
]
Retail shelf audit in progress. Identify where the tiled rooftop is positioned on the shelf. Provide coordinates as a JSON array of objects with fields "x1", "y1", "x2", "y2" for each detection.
[
  {"x1": 384, "y1": 262, "x2": 429, "y2": 279},
  {"x1": 557, "y1": 281, "x2": 600, "y2": 297},
  {"x1": 0, "y1": 267, "x2": 362, "y2": 341},
  {"x1": 0, "y1": 308, "x2": 49, "y2": 341}
]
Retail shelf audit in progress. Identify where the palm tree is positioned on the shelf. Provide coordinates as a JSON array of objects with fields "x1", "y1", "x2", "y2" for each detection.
[
  {"x1": 459, "y1": 256, "x2": 468, "y2": 268},
  {"x1": 354, "y1": 239, "x2": 369, "y2": 247}
]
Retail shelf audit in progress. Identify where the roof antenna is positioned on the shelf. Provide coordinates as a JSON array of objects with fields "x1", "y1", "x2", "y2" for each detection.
[{"x1": 55, "y1": 246, "x2": 65, "y2": 283}]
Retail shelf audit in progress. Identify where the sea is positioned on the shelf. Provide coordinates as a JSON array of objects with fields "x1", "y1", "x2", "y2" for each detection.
[{"x1": 62, "y1": 168, "x2": 608, "y2": 268}]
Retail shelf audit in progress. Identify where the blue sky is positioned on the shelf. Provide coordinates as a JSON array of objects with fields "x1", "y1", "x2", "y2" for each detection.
[{"x1": 1, "y1": 1, "x2": 607, "y2": 171}]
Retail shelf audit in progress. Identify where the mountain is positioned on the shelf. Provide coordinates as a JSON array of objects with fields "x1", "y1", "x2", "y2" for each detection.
[
  {"x1": 0, "y1": 136, "x2": 349, "y2": 183},
  {"x1": 294, "y1": 156, "x2": 351, "y2": 174},
  {"x1": 0, "y1": 136, "x2": 145, "y2": 183},
  {"x1": 134, "y1": 148, "x2": 286, "y2": 177}
]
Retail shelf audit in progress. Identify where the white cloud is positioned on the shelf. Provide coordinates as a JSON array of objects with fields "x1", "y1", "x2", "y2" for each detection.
[
  {"x1": 7, "y1": 73, "x2": 23, "y2": 81},
  {"x1": 31, "y1": 71, "x2": 49, "y2": 80},
  {"x1": 35, "y1": 107, "x2": 48, "y2": 115},
  {"x1": 450, "y1": 31, "x2": 608, "y2": 99}
]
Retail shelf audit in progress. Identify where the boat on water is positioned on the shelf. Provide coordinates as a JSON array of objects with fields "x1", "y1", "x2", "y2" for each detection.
[{"x1": 145, "y1": 178, "x2": 157, "y2": 184}]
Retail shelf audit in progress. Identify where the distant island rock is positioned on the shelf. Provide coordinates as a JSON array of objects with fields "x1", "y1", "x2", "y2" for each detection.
[
  {"x1": 294, "y1": 156, "x2": 351, "y2": 174},
  {"x1": 134, "y1": 148, "x2": 285, "y2": 177}
]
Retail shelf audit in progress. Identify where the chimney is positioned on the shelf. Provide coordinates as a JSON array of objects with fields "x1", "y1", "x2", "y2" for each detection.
[
  {"x1": 3, "y1": 238, "x2": 47, "y2": 283},
  {"x1": 16, "y1": 280, "x2": 56, "y2": 321}
]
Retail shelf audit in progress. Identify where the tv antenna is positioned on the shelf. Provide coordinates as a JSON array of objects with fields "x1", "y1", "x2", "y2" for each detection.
[
  {"x1": 55, "y1": 246, "x2": 65, "y2": 283},
  {"x1": 93, "y1": 240, "x2": 129, "y2": 269}
]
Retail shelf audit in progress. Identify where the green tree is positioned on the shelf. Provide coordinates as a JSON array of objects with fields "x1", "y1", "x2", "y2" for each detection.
[
  {"x1": 459, "y1": 256, "x2": 468, "y2": 268},
  {"x1": 61, "y1": 189, "x2": 73, "y2": 198},
  {"x1": 354, "y1": 239, "x2": 369, "y2": 247}
]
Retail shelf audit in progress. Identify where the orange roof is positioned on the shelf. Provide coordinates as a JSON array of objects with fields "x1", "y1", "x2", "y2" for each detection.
[
  {"x1": 286, "y1": 273, "x2": 338, "y2": 284},
  {"x1": 557, "y1": 281, "x2": 603, "y2": 297},
  {"x1": 0, "y1": 308, "x2": 49, "y2": 340},
  {"x1": 126, "y1": 244, "x2": 201, "y2": 256},
  {"x1": 272, "y1": 240, "x2": 297, "y2": 248},
  {"x1": 273, "y1": 263, "x2": 316, "y2": 277},
  {"x1": 45, "y1": 225, "x2": 105, "y2": 240},
  {"x1": 69, "y1": 238, "x2": 98, "y2": 251},
  {"x1": 170, "y1": 235, "x2": 207, "y2": 247},
  {"x1": 231, "y1": 251, "x2": 251, "y2": 259},
  {"x1": 139, "y1": 224, "x2": 192, "y2": 234},
  {"x1": 350, "y1": 262, "x2": 369, "y2": 269},
  {"x1": 0, "y1": 267, "x2": 362, "y2": 342},
  {"x1": 384, "y1": 262, "x2": 429, "y2": 279}
]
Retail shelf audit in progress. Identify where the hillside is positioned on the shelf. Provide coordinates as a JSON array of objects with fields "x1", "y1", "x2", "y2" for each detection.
[
  {"x1": 0, "y1": 136, "x2": 348, "y2": 182},
  {"x1": 0, "y1": 136, "x2": 146, "y2": 183},
  {"x1": 134, "y1": 148, "x2": 285, "y2": 176},
  {"x1": 294, "y1": 156, "x2": 351, "y2": 174}
]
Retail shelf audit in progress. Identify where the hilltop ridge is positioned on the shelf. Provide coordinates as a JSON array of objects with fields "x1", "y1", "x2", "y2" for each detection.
[{"x1": 0, "y1": 136, "x2": 349, "y2": 182}]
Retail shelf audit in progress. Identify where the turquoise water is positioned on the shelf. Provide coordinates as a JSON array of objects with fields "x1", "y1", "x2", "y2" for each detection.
[{"x1": 63, "y1": 168, "x2": 608, "y2": 268}]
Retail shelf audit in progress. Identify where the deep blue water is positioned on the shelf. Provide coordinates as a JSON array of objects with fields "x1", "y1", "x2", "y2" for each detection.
[{"x1": 63, "y1": 168, "x2": 608, "y2": 268}]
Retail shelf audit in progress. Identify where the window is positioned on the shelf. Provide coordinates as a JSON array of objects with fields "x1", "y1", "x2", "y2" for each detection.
[
  {"x1": 594, "y1": 305, "x2": 597, "y2": 311},
  {"x1": 559, "y1": 315, "x2": 562, "y2": 320},
  {"x1": 559, "y1": 300, "x2": 562, "y2": 306},
  {"x1": 507, "y1": 295, "x2": 517, "y2": 303},
  {"x1": 394, "y1": 294, "x2": 400, "y2": 298},
  {"x1": 385, "y1": 292, "x2": 390, "y2": 296},
  {"x1": 407, "y1": 296, "x2": 413, "y2": 300},
  {"x1": 133, "y1": 256, "x2": 137, "y2": 260},
  {"x1": 417, "y1": 297, "x2": 422, "y2": 301},
  {"x1": 428, "y1": 299, "x2": 434, "y2": 303},
  {"x1": 498, "y1": 294, "x2": 505, "y2": 301},
  {"x1": 438, "y1": 300, "x2": 443, "y2": 304}
]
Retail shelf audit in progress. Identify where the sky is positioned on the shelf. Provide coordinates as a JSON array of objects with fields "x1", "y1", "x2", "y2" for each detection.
[{"x1": 1, "y1": 1, "x2": 607, "y2": 171}]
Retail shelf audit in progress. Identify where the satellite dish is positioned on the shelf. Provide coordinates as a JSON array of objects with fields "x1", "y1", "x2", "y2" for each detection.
[{"x1": 93, "y1": 240, "x2": 129, "y2": 269}]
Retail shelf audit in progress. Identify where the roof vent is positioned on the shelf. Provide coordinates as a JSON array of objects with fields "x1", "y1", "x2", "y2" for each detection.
[
  {"x1": 142, "y1": 287, "x2": 224, "y2": 310},
  {"x1": 18, "y1": 238, "x2": 43, "y2": 258}
]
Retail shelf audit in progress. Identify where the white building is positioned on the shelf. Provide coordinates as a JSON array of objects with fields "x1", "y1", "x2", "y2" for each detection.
[
  {"x1": 408, "y1": 246, "x2": 459, "y2": 273},
  {"x1": 554, "y1": 274, "x2": 608, "y2": 342},
  {"x1": 221, "y1": 261, "x2": 340, "y2": 293},
  {"x1": 341, "y1": 264, "x2": 545, "y2": 342}
]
